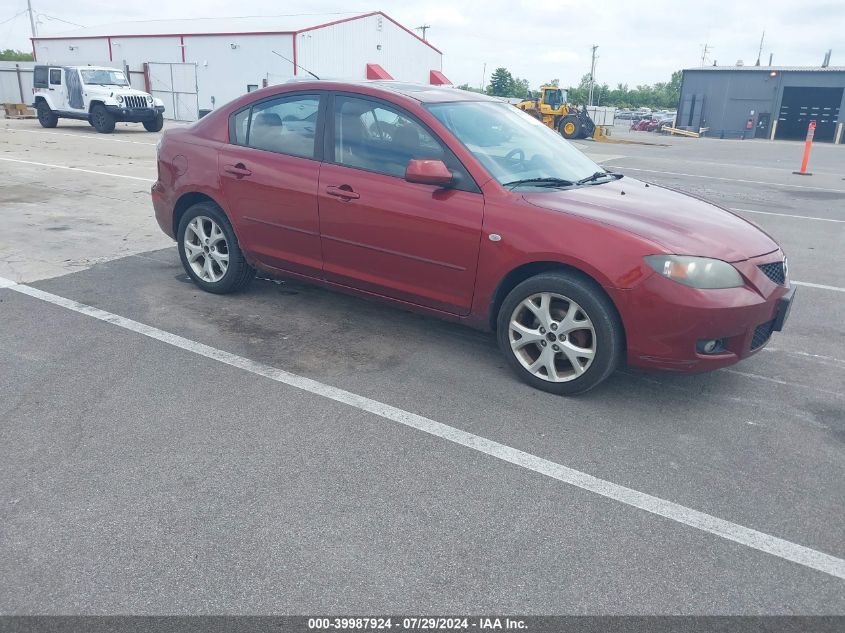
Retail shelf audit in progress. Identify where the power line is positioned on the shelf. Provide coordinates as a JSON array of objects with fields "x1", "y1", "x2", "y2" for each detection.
[{"x1": 0, "y1": 9, "x2": 28, "y2": 26}]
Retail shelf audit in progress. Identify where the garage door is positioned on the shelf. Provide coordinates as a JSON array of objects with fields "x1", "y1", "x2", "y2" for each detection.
[
  {"x1": 146, "y1": 62, "x2": 199, "y2": 122},
  {"x1": 776, "y1": 86, "x2": 843, "y2": 142}
]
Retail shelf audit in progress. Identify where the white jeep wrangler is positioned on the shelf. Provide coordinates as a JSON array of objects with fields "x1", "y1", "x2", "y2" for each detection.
[{"x1": 33, "y1": 65, "x2": 165, "y2": 134}]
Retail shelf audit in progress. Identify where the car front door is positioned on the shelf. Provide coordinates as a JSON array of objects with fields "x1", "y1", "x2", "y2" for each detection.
[
  {"x1": 48, "y1": 68, "x2": 67, "y2": 110},
  {"x1": 218, "y1": 92, "x2": 325, "y2": 276},
  {"x1": 318, "y1": 94, "x2": 484, "y2": 315}
]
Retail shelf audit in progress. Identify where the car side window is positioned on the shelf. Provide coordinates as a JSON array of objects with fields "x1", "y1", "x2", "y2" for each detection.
[
  {"x1": 230, "y1": 108, "x2": 250, "y2": 145},
  {"x1": 34, "y1": 67, "x2": 48, "y2": 88},
  {"x1": 333, "y1": 96, "x2": 448, "y2": 179},
  {"x1": 49, "y1": 69, "x2": 61, "y2": 85},
  {"x1": 245, "y1": 95, "x2": 320, "y2": 159}
]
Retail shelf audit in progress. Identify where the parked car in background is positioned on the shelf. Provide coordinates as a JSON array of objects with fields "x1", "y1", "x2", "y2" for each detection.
[
  {"x1": 152, "y1": 80, "x2": 793, "y2": 395},
  {"x1": 32, "y1": 65, "x2": 165, "y2": 134}
]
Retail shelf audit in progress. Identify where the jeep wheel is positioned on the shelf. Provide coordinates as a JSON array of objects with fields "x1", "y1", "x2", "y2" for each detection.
[
  {"x1": 91, "y1": 104, "x2": 116, "y2": 134},
  {"x1": 143, "y1": 113, "x2": 164, "y2": 133},
  {"x1": 36, "y1": 101, "x2": 58, "y2": 128}
]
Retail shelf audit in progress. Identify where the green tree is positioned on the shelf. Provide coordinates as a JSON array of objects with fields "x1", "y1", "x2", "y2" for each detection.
[
  {"x1": 563, "y1": 70, "x2": 682, "y2": 109},
  {"x1": 455, "y1": 83, "x2": 483, "y2": 94},
  {"x1": 565, "y1": 73, "x2": 592, "y2": 105},
  {"x1": 0, "y1": 49, "x2": 34, "y2": 61},
  {"x1": 486, "y1": 67, "x2": 514, "y2": 97},
  {"x1": 511, "y1": 76, "x2": 530, "y2": 99}
]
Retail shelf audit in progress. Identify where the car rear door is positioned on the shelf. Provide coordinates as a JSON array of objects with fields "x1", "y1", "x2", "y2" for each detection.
[
  {"x1": 218, "y1": 92, "x2": 325, "y2": 277},
  {"x1": 318, "y1": 93, "x2": 484, "y2": 316}
]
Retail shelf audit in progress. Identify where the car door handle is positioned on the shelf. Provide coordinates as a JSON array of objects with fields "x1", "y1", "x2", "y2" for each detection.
[
  {"x1": 223, "y1": 163, "x2": 252, "y2": 177},
  {"x1": 325, "y1": 185, "x2": 359, "y2": 200}
]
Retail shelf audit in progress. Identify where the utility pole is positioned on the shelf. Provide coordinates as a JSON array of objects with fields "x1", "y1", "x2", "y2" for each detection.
[
  {"x1": 27, "y1": 0, "x2": 38, "y2": 38},
  {"x1": 755, "y1": 31, "x2": 765, "y2": 66},
  {"x1": 481, "y1": 62, "x2": 486, "y2": 92},
  {"x1": 588, "y1": 44, "x2": 598, "y2": 106},
  {"x1": 415, "y1": 24, "x2": 431, "y2": 41}
]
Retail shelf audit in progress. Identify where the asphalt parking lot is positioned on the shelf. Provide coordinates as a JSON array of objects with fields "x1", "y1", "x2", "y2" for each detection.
[{"x1": 1, "y1": 117, "x2": 843, "y2": 614}]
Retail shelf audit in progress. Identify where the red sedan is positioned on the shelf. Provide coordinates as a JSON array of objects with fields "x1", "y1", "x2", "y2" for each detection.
[{"x1": 152, "y1": 81, "x2": 794, "y2": 395}]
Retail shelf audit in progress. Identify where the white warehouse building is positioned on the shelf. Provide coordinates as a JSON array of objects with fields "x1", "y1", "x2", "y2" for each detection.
[{"x1": 30, "y1": 11, "x2": 451, "y2": 121}]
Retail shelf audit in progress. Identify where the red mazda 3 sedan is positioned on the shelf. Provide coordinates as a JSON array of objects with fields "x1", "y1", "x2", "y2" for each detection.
[{"x1": 152, "y1": 81, "x2": 794, "y2": 395}]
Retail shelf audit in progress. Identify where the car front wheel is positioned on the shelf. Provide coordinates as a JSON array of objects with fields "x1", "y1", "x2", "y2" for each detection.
[
  {"x1": 177, "y1": 202, "x2": 255, "y2": 294},
  {"x1": 497, "y1": 272, "x2": 624, "y2": 395},
  {"x1": 90, "y1": 104, "x2": 115, "y2": 133}
]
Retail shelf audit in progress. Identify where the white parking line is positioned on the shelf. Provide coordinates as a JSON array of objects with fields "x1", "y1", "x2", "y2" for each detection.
[
  {"x1": 731, "y1": 207, "x2": 845, "y2": 224},
  {"x1": 604, "y1": 165, "x2": 845, "y2": 193},
  {"x1": 0, "y1": 157, "x2": 154, "y2": 182},
  {"x1": 2, "y1": 127, "x2": 158, "y2": 146},
  {"x1": 1, "y1": 275, "x2": 844, "y2": 582},
  {"x1": 793, "y1": 281, "x2": 845, "y2": 293}
]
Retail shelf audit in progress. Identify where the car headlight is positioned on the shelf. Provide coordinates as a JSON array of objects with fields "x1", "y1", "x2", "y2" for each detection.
[
  {"x1": 116, "y1": 95, "x2": 124, "y2": 103},
  {"x1": 644, "y1": 255, "x2": 743, "y2": 289},
  {"x1": 147, "y1": 95, "x2": 153, "y2": 105}
]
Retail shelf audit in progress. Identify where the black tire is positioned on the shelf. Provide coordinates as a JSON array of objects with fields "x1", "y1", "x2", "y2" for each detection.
[
  {"x1": 558, "y1": 115, "x2": 581, "y2": 139},
  {"x1": 143, "y1": 113, "x2": 164, "y2": 132},
  {"x1": 496, "y1": 271, "x2": 624, "y2": 396},
  {"x1": 36, "y1": 101, "x2": 58, "y2": 128},
  {"x1": 177, "y1": 201, "x2": 255, "y2": 294},
  {"x1": 90, "y1": 104, "x2": 115, "y2": 134}
]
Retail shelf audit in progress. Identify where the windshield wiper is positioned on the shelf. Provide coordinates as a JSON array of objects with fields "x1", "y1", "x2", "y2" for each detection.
[
  {"x1": 575, "y1": 171, "x2": 624, "y2": 186},
  {"x1": 503, "y1": 177, "x2": 575, "y2": 189}
]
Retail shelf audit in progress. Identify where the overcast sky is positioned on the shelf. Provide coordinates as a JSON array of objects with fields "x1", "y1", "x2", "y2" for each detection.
[{"x1": 2, "y1": 0, "x2": 842, "y2": 87}]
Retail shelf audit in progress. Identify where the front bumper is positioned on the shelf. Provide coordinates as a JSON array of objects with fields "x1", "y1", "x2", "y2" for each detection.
[
  {"x1": 104, "y1": 104, "x2": 164, "y2": 122},
  {"x1": 610, "y1": 252, "x2": 794, "y2": 372}
]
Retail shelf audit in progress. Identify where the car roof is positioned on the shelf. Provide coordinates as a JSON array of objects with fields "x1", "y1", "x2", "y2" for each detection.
[{"x1": 286, "y1": 79, "x2": 502, "y2": 104}]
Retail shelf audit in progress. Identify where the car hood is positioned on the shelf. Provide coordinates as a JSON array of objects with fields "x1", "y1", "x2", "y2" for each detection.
[
  {"x1": 89, "y1": 86, "x2": 150, "y2": 98},
  {"x1": 522, "y1": 178, "x2": 778, "y2": 262}
]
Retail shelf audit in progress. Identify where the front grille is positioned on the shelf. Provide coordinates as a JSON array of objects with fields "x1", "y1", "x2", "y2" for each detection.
[
  {"x1": 758, "y1": 261, "x2": 786, "y2": 285},
  {"x1": 123, "y1": 95, "x2": 148, "y2": 109},
  {"x1": 751, "y1": 319, "x2": 775, "y2": 350}
]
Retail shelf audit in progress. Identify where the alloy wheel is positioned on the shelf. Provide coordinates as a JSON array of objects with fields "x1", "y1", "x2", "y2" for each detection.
[
  {"x1": 508, "y1": 292, "x2": 596, "y2": 382},
  {"x1": 183, "y1": 216, "x2": 229, "y2": 283}
]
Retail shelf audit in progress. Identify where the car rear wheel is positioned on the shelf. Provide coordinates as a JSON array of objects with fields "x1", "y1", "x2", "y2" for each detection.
[
  {"x1": 143, "y1": 113, "x2": 164, "y2": 132},
  {"x1": 36, "y1": 101, "x2": 58, "y2": 128},
  {"x1": 496, "y1": 272, "x2": 624, "y2": 395},
  {"x1": 91, "y1": 104, "x2": 115, "y2": 133},
  {"x1": 177, "y1": 202, "x2": 255, "y2": 294}
]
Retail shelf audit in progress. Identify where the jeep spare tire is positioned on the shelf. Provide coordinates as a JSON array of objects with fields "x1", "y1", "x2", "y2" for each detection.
[
  {"x1": 143, "y1": 113, "x2": 164, "y2": 133},
  {"x1": 36, "y1": 101, "x2": 58, "y2": 128},
  {"x1": 91, "y1": 104, "x2": 116, "y2": 134}
]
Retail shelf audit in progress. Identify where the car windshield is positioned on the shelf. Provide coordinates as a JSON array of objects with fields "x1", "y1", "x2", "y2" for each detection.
[
  {"x1": 426, "y1": 101, "x2": 603, "y2": 188},
  {"x1": 80, "y1": 69, "x2": 129, "y2": 86}
]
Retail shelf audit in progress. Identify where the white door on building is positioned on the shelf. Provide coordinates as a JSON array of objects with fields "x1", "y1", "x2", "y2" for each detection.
[{"x1": 146, "y1": 62, "x2": 199, "y2": 122}]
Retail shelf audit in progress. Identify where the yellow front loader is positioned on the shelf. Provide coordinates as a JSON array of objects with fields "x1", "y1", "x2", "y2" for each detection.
[{"x1": 516, "y1": 85, "x2": 597, "y2": 140}]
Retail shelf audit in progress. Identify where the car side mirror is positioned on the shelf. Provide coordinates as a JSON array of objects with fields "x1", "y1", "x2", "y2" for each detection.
[{"x1": 405, "y1": 159, "x2": 453, "y2": 187}]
